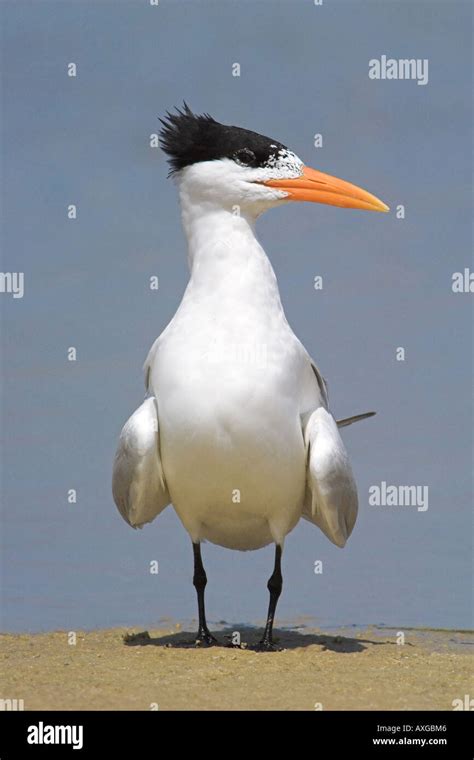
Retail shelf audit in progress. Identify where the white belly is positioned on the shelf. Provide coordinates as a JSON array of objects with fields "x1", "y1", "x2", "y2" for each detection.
[
  {"x1": 151, "y1": 314, "x2": 312, "y2": 549},
  {"x1": 158, "y1": 384, "x2": 306, "y2": 550}
]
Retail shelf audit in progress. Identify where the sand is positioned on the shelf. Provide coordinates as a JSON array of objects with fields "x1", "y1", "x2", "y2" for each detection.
[{"x1": 1, "y1": 624, "x2": 472, "y2": 711}]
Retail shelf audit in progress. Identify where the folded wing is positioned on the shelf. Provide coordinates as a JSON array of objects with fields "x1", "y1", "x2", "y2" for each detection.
[
  {"x1": 303, "y1": 407, "x2": 358, "y2": 548},
  {"x1": 112, "y1": 397, "x2": 170, "y2": 528},
  {"x1": 337, "y1": 411, "x2": 375, "y2": 428}
]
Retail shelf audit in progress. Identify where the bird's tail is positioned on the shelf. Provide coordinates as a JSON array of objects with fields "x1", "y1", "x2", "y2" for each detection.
[{"x1": 336, "y1": 411, "x2": 376, "y2": 428}]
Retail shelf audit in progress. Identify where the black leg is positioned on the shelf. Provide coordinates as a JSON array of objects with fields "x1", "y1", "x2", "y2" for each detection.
[
  {"x1": 192, "y1": 542, "x2": 218, "y2": 646},
  {"x1": 258, "y1": 544, "x2": 283, "y2": 651}
]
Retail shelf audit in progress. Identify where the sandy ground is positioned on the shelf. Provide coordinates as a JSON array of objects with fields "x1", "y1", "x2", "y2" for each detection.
[{"x1": 1, "y1": 624, "x2": 472, "y2": 711}]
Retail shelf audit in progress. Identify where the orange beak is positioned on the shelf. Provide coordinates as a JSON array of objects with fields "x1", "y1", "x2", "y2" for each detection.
[{"x1": 262, "y1": 165, "x2": 389, "y2": 212}]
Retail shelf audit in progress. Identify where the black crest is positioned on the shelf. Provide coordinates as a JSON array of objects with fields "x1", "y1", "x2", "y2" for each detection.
[{"x1": 159, "y1": 103, "x2": 288, "y2": 175}]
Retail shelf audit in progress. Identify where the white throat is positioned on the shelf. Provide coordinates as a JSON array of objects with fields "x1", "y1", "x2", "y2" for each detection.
[{"x1": 178, "y1": 181, "x2": 284, "y2": 311}]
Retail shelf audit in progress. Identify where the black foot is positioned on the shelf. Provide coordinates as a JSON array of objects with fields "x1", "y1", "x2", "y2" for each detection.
[
  {"x1": 195, "y1": 629, "x2": 219, "y2": 647},
  {"x1": 256, "y1": 638, "x2": 283, "y2": 652}
]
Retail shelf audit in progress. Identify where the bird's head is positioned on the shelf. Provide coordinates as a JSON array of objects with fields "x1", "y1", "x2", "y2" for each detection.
[{"x1": 159, "y1": 104, "x2": 389, "y2": 218}]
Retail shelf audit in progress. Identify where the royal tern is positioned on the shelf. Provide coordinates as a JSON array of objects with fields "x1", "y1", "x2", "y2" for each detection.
[{"x1": 113, "y1": 104, "x2": 388, "y2": 649}]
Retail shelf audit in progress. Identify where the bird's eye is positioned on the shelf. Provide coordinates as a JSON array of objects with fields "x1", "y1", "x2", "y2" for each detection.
[{"x1": 234, "y1": 148, "x2": 256, "y2": 166}]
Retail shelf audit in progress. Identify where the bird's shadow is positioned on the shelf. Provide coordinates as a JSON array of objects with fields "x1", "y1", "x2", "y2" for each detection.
[{"x1": 123, "y1": 625, "x2": 395, "y2": 653}]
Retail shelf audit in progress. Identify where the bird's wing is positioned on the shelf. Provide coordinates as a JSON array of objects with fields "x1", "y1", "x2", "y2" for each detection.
[
  {"x1": 302, "y1": 406, "x2": 358, "y2": 548},
  {"x1": 336, "y1": 411, "x2": 376, "y2": 428},
  {"x1": 310, "y1": 361, "x2": 329, "y2": 408},
  {"x1": 112, "y1": 397, "x2": 170, "y2": 528},
  {"x1": 310, "y1": 362, "x2": 376, "y2": 428}
]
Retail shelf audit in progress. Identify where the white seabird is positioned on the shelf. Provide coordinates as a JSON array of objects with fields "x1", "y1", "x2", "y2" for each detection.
[{"x1": 113, "y1": 104, "x2": 388, "y2": 649}]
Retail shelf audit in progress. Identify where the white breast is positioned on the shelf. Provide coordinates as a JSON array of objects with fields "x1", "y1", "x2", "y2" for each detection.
[{"x1": 145, "y1": 206, "x2": 320, "y2": 550}]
